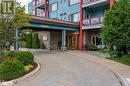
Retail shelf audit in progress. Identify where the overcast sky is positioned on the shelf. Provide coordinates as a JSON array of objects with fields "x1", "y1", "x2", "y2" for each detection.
[{"x1": 17, "y1": 0, "x2": 31, "y2": 13}]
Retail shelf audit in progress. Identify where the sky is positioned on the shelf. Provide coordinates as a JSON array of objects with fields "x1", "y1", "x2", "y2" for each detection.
[{"x1": 17, "y1": 0, "x2": 31, "y2": 13}]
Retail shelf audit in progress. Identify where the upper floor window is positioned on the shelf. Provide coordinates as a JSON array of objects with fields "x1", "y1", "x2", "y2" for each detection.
[
  {"x1": 51, "y1": 3, "x2": 58, "y2": 12},
  {"x1": 69, "y1": 0, "x2": 79, "y2": 5},
  {"x1": 69, "y1": 12, "x2": 80, "y2": 22}
]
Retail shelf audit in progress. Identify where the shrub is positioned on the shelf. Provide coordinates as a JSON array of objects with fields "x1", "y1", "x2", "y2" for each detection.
[
  {"x1": 0, "y1": 60, "x2": 24, "y2": 81},
  {"x1": 88, "y1": 44, "x2": 97, "y2": 51},
  {"x1": 32, "y1": 33, "x2": 40, "y2": 49},
  {"x1": 19, "y1": 41, "x2": 27, "y2": 48},
  {"x1": 24, "y1": 64, "x2": 33, "y2": 72},
  {"x1": 16, "y1": 51, "x2": 34, "y2": 65},
  {"x1": 26, "y1": 33, "x2": 31, "y2": 48},
  {"x1": 2, "y1": 49, "x2": 10, "y2": 58}
]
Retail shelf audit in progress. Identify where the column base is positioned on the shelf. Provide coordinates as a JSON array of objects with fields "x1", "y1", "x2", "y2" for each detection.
[
  {"x1": 47, "y1": 47, "x2": 51, "y2": 51},
  {"x1": 61, "y1": 47, "x2": 67, "y2": 51}
]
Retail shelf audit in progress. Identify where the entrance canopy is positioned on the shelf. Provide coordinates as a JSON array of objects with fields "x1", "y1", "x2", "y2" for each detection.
[{"x1": 23, "y1": 16, "x2": 80, "y2": 31}]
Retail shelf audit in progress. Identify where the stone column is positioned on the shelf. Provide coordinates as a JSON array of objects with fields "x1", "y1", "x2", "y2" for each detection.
[
  {"x1": 83, "y1": 31, "x2": 86, "y2": 50},
  {"x1": 47, "y1": 31, "x2": 51, "y2": 50},
  {"x1": 61, "y1": 30, "x2": 67, "y2": 50}
]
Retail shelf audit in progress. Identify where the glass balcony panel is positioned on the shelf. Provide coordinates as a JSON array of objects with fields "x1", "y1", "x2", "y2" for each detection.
[
  {"x1": 83, "y1": 0, "x2": 100, "y2": 5},
  {"x1": 36, "y1": 0, "x2": 45, "y2": 6},
  {"x1": 91, "y1": 17, "x2": 100, "y2": 25},
  {"x1": 83, "y1": 16, "x2": 104, "y2": 26},
  {"x1": 100, "y1": 17, "x2": 104, "y2": 23},
  {"x1": 83, "y1": 19, "x2": 90, "y2": 25}
]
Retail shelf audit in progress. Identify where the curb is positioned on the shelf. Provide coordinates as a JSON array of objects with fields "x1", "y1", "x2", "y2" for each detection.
[
  {"x1": 110, "y1": 70, "x2": 130, "y2": 86},
  {"x1": 0, "y1": 60, "x2": 41, "y2": 86},
  {"x1": 82, "y1": 52, "x2": 130, "y2": 86}
]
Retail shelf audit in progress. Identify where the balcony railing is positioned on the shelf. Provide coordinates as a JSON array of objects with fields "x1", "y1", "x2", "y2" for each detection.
[
  {"x1": 83, "y1": 17, "x2": 104, "y2": 26},
  {"x1": 83, "y1": 0, "x2": 100, "y2": 5},
  {"x1": 36, "y1": 0, "x2": 45, "y2": 6}
]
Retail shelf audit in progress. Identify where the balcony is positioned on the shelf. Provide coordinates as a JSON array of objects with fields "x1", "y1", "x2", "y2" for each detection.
[
  {"x1": 36, "y1": 0, "x2": 45, "y2": 9},
  {"x1": 82, "y1": 0, "x2": 109, "y2": 8},
  {"x1": 82, "y1": 16, "x2": 104, "y2": 29}
]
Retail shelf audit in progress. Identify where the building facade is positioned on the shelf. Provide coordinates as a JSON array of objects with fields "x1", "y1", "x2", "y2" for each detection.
[
  {"x1": 28, "y1": 0, "x2": 115, "y2": 50},
  {"x1": 28, "y1": 0, "x2": 80, "y2": 50},
  {"x1": 28, "y1": 0, "x2": 80, "y2": 22},
  {"x1": 82, "y1": 0, "x2": 115, "y2": 50}
]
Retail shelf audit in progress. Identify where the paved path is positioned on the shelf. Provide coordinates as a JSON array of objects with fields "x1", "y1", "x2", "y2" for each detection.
[
  {"x1": 66, "y1": 51, "x2": 130, "y2": 86},
  {"x1": 14, "y1": 50, "x2": 122, "y2": 86}
]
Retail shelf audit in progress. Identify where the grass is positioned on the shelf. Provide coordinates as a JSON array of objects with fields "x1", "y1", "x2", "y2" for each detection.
[{"x1": 109, "y1": 55, "x2": 130, "y2": 66}]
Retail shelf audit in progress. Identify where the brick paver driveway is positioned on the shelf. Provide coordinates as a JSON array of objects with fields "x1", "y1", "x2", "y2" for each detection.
[{"x1": 15, "y1": 50, "x2": 122, "y2": 86}]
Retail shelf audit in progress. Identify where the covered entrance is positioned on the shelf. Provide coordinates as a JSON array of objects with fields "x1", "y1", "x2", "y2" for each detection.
[{"x1": 20, "y1": 16, "x2": 80, "y2": 50}]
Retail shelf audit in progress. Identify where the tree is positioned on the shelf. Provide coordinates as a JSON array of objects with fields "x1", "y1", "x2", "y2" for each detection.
[
  {"x1": 101, "y1": 0, "x2": 130, "y2": 57},
  {"x1": 0, "y1": 2, "x2": 30, "y2": 48},
  {"x1": 26, "y1": 32, "x2": 31, "y2": 48}
]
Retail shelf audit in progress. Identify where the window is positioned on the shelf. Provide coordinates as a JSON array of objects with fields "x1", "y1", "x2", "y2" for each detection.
[
  {"x1": 51, "y1": 3, "x2": 58, "y2": 12},
  {"x1": 60, "y1": 13, "x2": 67, "y2": 20},
  {"x1": 69, "y1": 13, "x2": 80, "y2": 22},
  {"x1": 69, "y1": 0, "x2": 79, "y2": 5},
  {"x1": 91, "y1": 36, "x2": 102, "y2": 46}
]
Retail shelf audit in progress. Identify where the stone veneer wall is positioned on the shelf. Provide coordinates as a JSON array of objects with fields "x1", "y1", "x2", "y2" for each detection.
[
  {"x1": 51, "y1": 31, "x2": 62, "y2": 50},
  {"x1": 37, "y1": 31, "x2": 62, "y2": 50},
  {"x1": 37, "y1": 31, "x2": 50, "y2": 49}
]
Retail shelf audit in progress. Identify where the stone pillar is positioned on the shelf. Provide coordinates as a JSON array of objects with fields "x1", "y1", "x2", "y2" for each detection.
[
  {"x1": 47, "y1": 31, "x2": 51, "y2": 50},
  {"x1": 83, "y1": 31, "x2": 86, "y2": 50},
  {"x1": 61, "y1": 30, "x2": 67, "y2": 50},
  {"x1": 16, "y1": 27, "x2": 19, "y2": 50}
]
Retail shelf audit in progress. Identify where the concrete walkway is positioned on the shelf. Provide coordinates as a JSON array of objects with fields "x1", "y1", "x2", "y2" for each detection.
[
  {"x1": 66, "y1": 51, "x2": 130, "y2": 86},
  {"x1": 14, "y1": 50, "x2": 122, "y2": 86}
]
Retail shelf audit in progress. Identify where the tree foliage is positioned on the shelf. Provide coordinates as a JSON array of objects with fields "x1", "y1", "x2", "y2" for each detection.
[
  {"x1": 0, "y1": 2, "x2": 31, "y2": 48},
  {"x1": 101, "y1": 0, "x2": 130, "y2": 56}
]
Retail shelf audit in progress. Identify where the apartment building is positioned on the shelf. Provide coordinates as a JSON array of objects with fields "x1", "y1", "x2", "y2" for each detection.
[
  {"x1": 28, "y1": 0, "x2": 115, "y2": 50},
  {"x1": 82, "y1": 0, "x2": 115, "y2": 49},
  {"x1": 28, "y1": 0, "x2": 80, "y2": 22},
  {"x1": 28, "y1": 0, "x2": 80, "y2": 50}
]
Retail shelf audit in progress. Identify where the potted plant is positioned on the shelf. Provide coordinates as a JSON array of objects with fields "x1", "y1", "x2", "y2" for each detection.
[{"x1": 9, "y1": 51, "x2": 15, "y2": 61}]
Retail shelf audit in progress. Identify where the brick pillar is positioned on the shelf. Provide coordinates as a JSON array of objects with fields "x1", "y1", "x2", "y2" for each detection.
[{"x1": 110, "y1": 0, "x2": 115, "y2": 8}]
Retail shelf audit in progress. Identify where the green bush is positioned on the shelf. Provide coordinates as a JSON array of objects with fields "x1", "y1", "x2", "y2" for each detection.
[
  {"x1": 2, "y1": 49, "x2": 10, "y2": 58},
  {"x1": 16, "y1": 51, "x2": 34, "y2": 65},
  {"x1": 19, "y1": 41, "x2": 27, "y2": 48},
  {"x1": 24, "y1": 64, "x2": 33, "y2": 72},
  {"x1": 0, "y1": 60, "x2": 24, "y2": 81},
  {"x1": 88, "y1": 44, "x2": 97, "y2": 51},
  {"x1": 26, "y1": 33, "x2": 31, "y2": 48},
  {"x1": 32, "y1": 33, "x2": 40, "y2": 49}
]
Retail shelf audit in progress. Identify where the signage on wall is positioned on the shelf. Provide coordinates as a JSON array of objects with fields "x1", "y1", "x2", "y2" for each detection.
[{"x1": 42, "y1": 35, "x2": 48, "y2": 41}]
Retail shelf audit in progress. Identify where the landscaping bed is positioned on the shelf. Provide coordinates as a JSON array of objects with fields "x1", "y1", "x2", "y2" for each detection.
[
  {"x1": 87, "y1": 50, "x2": 130, "y2": 66},
  {"x1": 0, "y1": 49, "x2": 38, "y2": 81}
]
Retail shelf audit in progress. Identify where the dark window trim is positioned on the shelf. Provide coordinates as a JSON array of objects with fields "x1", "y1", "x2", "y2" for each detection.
[{"x1": 69, "y1": 12, "x2": 80, "y2": 22}]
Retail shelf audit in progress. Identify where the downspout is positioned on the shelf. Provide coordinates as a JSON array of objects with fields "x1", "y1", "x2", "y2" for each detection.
[
  {"x1": 79, "y1": 0, "x2": 83, "y2": 50},
  {"x1": 45, "y1": 0, "x2": 47, "y2": 18}
]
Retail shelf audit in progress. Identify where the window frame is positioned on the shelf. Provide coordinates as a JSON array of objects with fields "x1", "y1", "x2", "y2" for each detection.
[{"x1": 50, "y1": 2, "x2": 58, "y2": 12}]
